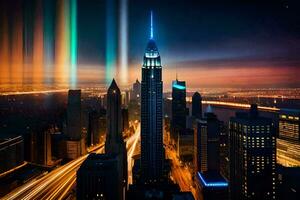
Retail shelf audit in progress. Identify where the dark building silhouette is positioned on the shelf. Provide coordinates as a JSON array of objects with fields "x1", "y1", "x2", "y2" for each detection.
[
  {"x1": 171, "y1": 79, "x2": 187, "y2": 144},
  {"x1": 277, "y1": 165, "x2": 300, "y2": 200},
  {"x1": 122, "y1": 108, "x2": 129, "y2": 132},
  {"x1": 77, "y1": 153, "x2": 121, "y2": 200},
  {"x1": 195, "y1": 112, "x2": 220, "y2": 173},
  {"x1": 105, "y1": 79, "x2": 127, "y2": 197},
  {"x1": 229, "y1": 104, "x2": 276, "y2": 200},
  {"x1": 66, "y1": 89, "x2": 84, "y2": 159},
  {"x1": 140, "y1": 12, "x2": 164, "y2": 182},
  {"x1": 0, "y1": 135, "x2": 24, "y2": 173},
  {"x1": 67, "y1": 89, "x2": 82, "y2": 140},
  {"x1": 88, "y1": 110, "x2": 100, "y2": 146},
  {"x1": 195, "y1": 171, "x2": 228, "y2": 200},
  {"x1": 192, "y1": 92, "x2": 202, "y2": 119},
  {"x1": 131, "y1": 79, "x2": 141, "y2": 102},
  {"x1": 194, "y1": 109, "x2": 228, "y2": 200}
]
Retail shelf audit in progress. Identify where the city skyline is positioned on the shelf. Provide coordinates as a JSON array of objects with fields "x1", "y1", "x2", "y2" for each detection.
[{"x1": 0, "y1": 1, "x2": 300, "y2": 200}]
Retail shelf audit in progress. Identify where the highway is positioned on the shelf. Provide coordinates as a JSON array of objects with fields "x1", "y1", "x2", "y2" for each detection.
[
  {"x1": 165, "y1": 145, "x2": 198, "y2": 200},
  {"x1": 2, "y1": 124, "x2": 141, "y2": 200},
  {"x1": 127, "y1": 124, "x2": 140, "y2": 184}
]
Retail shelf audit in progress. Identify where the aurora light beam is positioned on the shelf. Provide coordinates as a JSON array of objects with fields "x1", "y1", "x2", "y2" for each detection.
[
  {"x1": 119, "y1": 0, "x2": 128, "y2": 85},
  {"x1": 70, "y1": 0, "x2": 77, "y2": 89},
  {"x1": 105, "y1": 0, "x2": 117, "y2": 84}
]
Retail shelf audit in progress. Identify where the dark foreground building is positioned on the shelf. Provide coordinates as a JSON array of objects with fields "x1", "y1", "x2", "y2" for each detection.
[
  {"x1": 229, "y1": 104, "x2": 276, "y2": 200},
  {"x1": 77, "y1": 153, "x2": 122, "y2": 200},
  {"x1": 195, "y1": 171, "x2": 228, "y2": 200}
]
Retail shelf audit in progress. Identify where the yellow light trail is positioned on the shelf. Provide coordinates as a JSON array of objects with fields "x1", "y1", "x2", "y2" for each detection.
[
  {"x1": 0, "y1": 89, "x2": 68, "y2": 96},
  {"x1": 0, "y1": 162, "x2": 27, "y2": 178},
  {"x1": 127, "y1": 123, "x2": 140, "y2": 184},
  {"x1": 184, "y1": 99, "x2": 279, "y2": 112},
  {"x1": 4, "y1": 131, "x2": 138, "y2": 200}
]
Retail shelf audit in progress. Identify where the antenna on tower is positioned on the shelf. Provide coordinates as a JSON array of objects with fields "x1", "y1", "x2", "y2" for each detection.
[{"x1": 150, "y1": 11, "x2": 153, "y2": 39}]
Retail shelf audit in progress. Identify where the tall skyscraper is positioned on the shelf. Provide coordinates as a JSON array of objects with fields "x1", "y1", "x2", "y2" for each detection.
[
  {"x1": 195, "y1": 112, "x2": 220, "y2": 173},
  {"x1": 192, "y1": 92, "x2": 202, "y2": 119},
  {"x1": 229, "y1": 104, "x2": 276, "y2": 200},
  {"x1": 141, "y1": 12, "x2": 164, "y2": 182},
  {"x1": 66, "y1": 89, "x2": 85, "y2": 159},
  {"x1": 67, "y1": 89, "x2": 82, "y2": 140},
  {"x1": 105, "y1": 79, "x2": 127, "y2": 194},
  {"x1": 194, "y1": 111, "x2": 228, "y2": 200},
  {"x1": 171, "y1": 79, "x2": 187, "y2": 143}
]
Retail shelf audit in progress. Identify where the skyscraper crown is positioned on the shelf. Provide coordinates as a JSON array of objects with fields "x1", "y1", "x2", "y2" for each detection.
[{"x1": 108, "y1": 79, "x2": 120, "y2": 94}]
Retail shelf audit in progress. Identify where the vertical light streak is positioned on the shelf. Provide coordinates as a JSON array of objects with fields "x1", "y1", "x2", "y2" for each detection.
[
  {"x1": 64, "y1": 0, "x2": 70, "y2": 87},
  {"x1": 11, "y1": 0, "x2": 24, "y2": 86},
  {"x1": 106, "y1": 0, "x2": 117, "y2": 84},
  {"x1": 119, "y1": 0, "x2": 128, "y2": 85},
  {"x1": 70, "y1": 0, "x2": 77, "y2": 89},
  {"x1": 44, "y1": 0, "x2": 55, "y2": 85},
  {"x1": 150, "y1": 11, "x2": 153, "y2": 39},
  {"x1": 0, "y1": 0, "x2": 10, "y2": 86},
  {"x1": 55, "y1": 0, "x2": 69, "y2": 87},
  {"x1": 23, "y1": 0, "x2": 34, "y2": 85},
  {"x1": 33, "y1": 0, "x2": 44, "y2": 86}
]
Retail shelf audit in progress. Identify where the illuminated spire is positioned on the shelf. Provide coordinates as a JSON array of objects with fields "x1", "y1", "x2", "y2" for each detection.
[{"x1": 150, "y1": 11, "x2": 153, "y2": 39}]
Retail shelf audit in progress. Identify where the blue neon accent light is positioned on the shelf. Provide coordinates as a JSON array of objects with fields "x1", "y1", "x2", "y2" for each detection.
[
  {"x1": 150, "y1": 11, "x2": 153, "y2": 39},
  {"x1": 197, "y1": 172, "x2": 228, "y2": 187},
  {"x1": 172, "y1": 83, "x2": 186, "y2": 90}
]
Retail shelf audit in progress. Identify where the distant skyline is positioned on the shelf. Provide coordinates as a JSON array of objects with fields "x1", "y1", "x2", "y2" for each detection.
[{"x1": 0, "y1": 0, "x2": 299, "y2": 88}]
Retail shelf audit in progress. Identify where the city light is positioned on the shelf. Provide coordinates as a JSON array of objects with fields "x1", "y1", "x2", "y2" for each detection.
[{"x1": 197, "y1": 172, "x2": 228, "y2": 187}]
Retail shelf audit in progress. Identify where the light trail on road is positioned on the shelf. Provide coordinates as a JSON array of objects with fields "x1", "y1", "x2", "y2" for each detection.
[
  {"x1": 165, "y1": 145, "x2": 198, "y2": 199},
  {"x1": 127, "y1": 124, "x2": 140, "y2": 184},
  {"x1": 3, "y1": 127, "x2": 140, "y2": 200}
]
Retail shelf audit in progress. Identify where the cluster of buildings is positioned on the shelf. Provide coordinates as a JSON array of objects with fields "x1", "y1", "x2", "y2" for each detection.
[{"x1": 0, "y1": 12, "x2": 299, "y2": 200}]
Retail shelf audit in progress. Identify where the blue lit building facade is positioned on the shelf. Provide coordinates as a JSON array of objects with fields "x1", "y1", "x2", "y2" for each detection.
[
  {"x1": 195, "y1": 171, "x2": 229, "y2": 200},
  {"x1": 171, "y1": 80, "x2": 187, "y2": 144},
  {"x1": 140, "y1": 12, "x2": 164, "y2": 182}
]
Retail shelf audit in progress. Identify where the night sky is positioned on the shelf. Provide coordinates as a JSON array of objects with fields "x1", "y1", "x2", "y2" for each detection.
[{"x1": 1, "y1": 0, "x2": 300, "y2": 88}]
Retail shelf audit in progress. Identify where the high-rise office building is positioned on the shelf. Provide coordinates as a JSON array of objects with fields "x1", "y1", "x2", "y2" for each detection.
[
  {"x1": 66, "y1": 89, "x2": 84, "y2": 159},
  {"x1": 277, "y1": 109, "x2": 300, "y2": 167},
  {"x1": 88, "y1": 111, "x2": 100, "y2": 146},
  {"x1": 195, "y1": 112, "x2": 220, "y2": 173},
  {"x1": 194, "y1": 111, "x2": 228, "y2": 200},
  {"x1": 171, "y1": 79, "x2": 187, "y2": 144},
  {"x1": 140, "y1": 12, "x2": 164, "y2": 182},
  {"x1": 132, "y1": 79, "x2": 141, "y2": 102},
  {"x1": 67, "y1": 89, "x2": 82, "y2": 140},
  {"x1": 105, "y1": 79, "x2": 127, "y2": 193},
  {"x1": 229, "y1": 104, "x2": 276, "y2": 200},
  {"x1": 77, "y1": 153, "x2": 122, "y2": 200},
  {"x1": 192, "y1": 92, "x2": 202, "y2": 119}
]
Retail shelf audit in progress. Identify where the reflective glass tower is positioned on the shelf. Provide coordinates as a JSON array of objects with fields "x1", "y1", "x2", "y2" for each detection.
[{"x1": 141, "y1": 12, "x2": 164, "y2": 182}]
